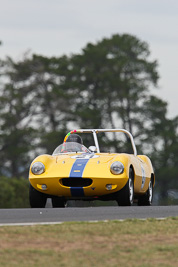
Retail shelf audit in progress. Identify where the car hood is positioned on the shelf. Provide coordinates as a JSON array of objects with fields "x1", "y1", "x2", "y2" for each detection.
[
  {"x1": 29, "y1": 152, "x2": 130, "y2": 179},
  {"x1": 56, "y1": 153, "x2": 117, "y2": 164}
]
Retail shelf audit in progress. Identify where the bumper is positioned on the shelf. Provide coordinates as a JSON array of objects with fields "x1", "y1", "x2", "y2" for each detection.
[{"x1": 29, "y1": 176, "x2": 128, "y2": 198}]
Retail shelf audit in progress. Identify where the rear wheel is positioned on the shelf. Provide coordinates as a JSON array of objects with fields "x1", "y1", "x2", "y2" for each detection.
[
  {"x1": 117, "y1": 168, "x2": 134, "y2": 206},
  {"x1": 29, "y1": 184, "x2": 47, "y2": 208},
  {"x1": 138, "y1": 179, "x2": 153, "y2": 206},
  {"x1": 51, "y1": 196, "x2": 66, "y2": 208}
]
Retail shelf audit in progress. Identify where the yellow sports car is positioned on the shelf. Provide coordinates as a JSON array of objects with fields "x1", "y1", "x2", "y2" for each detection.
[{"x1": 29, "y1": 129, "x2": 155, "y2": 208}]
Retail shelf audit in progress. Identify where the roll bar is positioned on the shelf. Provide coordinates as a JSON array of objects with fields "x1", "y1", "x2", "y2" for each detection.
[{"x1": 64, "y1": 129, "x2": 137, "y2": 156}]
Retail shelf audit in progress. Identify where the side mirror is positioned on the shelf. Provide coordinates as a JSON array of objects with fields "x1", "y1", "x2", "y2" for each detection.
[{"x1": 88, "y1": 146, "x2": 97, "y2": 152}]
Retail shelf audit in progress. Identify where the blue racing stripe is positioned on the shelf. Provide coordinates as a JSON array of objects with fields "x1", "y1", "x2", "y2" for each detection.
[
  {"x1": 70, "y1": 159, "x2": 89, "y2": 197},
  {"x1": 69, "y1": 159, "x2": 89, "y2": 178}
]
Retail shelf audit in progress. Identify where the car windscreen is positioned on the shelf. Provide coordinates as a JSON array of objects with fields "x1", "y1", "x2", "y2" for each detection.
[{"x1": 52, "y1": 142, "x2": 89, "y2": 155}]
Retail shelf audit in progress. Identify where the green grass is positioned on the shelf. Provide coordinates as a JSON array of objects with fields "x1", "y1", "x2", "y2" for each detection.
[{"x1": 0, "y1": 218, "x2": 178, "y2": 267}]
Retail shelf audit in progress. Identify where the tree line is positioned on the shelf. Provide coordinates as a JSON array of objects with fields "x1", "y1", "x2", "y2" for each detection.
[{"x1": 0, "y1": 34, "x2": 178, "y2": 205}]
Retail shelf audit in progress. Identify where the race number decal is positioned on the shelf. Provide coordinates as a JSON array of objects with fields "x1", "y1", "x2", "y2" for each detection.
[{"x1": 71, "y1": 153, "x2": 99, "y2": 159}]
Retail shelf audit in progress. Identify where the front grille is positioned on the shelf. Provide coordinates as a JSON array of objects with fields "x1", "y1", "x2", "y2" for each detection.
[{"x1": 61, "y1": 178, "x2": 92, "y2": 187}]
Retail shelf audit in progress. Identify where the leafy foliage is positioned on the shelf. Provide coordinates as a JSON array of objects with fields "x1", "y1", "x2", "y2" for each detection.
[{"x1": 0, "y1": 177, "x2": 30, "y2": 208}]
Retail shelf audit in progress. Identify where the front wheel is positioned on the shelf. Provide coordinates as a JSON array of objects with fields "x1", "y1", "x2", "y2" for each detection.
[
  {"x1": 138, "y1": 179, "x2": 153, "y2": 206},
  {"x1": 117, "y1": 169, "x2": 134, "y2": 206},
  {"x1": 29, "y1": 184, "x2": 47, "y2": 208}
]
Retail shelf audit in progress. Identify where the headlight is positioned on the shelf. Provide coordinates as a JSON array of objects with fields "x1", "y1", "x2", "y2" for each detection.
[
  {"x1": 31, "y1": 162, "x2": 45, "y2": 175},
  {"x1": 110, "y1": 161, "x2": 124, "y2": 175}
]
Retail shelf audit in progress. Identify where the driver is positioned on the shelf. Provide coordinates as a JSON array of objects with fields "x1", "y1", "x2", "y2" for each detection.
[
  {"x1": 66, "y1": 134, "x2": 83, "y2": 145},
  {"x1": 60, "y1": 134, "x2": 86, "y2": 153},
  {"x1": 64, "y1": 134, "x2": 84, "y2": 152}
]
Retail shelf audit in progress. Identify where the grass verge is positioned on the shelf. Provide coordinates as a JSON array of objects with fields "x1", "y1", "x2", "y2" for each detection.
[{"x1": 0, "y1": 217, "x2": 178, "y2": 267}]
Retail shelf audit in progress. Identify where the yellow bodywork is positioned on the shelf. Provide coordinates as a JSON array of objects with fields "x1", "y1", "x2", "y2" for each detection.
[{"x1": 29, "y1": 152, "x2": 154, "y2": 199}]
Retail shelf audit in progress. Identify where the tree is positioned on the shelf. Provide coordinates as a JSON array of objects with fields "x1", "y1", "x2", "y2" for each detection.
[
  {"x1": 143, "y1": 95, "x2": 178, "y2": 203},
  {"x1": 66, "y1": 34, "x2": 159, "y2": 151},
  {"x1": 0, "y1": 53, "x2": 79, "y2": 176},
  {"x1": 0, "y1": 57, "x2": 37, "y2": 177},
  {"x1": 10, "y1": 54, "x2": 75, "y2": 154}
]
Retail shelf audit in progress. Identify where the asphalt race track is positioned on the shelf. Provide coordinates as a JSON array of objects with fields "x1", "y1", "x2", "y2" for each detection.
[{"x1": 0, "y1": 206, "x2": 178, "y2": 226}]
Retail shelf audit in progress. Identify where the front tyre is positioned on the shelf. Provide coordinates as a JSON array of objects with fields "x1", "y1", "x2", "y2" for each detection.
[
  {"x1": 29, "y1": 184, "x2": 47, "y2": 208},
  {"x1": 138, "y1": 179, "x2": 153, "y2": 206},
  {"x1": 117, "y1": 168, "x2": 134, "y2": 206},
  {"x1": 52, "y1": 196, "x2": 66, "y2": 208}
]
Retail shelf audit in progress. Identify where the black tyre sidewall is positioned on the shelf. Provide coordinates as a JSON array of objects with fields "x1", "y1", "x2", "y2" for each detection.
[
  {"x1": 138, "y1": 179, "x2": 153, "y2": 206},
  {"x1": 52, "y1": 196, "x2": 66, "y2": 208},
  {"x1": 117, "y1": 169, "x2": 134, "y2": 206},
  {"x1": 29, "y1": 184, "x2": 47, "y2": 208}
]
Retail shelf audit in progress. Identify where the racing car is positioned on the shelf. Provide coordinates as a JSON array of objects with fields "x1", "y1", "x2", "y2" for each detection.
[{"x1": 29, "y1": 129, "x2": 155, "y2": 208}]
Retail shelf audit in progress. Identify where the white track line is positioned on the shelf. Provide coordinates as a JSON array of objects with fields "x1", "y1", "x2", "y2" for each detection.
[{"x1": 0, "y1": 217, "x2": 169, "y2": 227}]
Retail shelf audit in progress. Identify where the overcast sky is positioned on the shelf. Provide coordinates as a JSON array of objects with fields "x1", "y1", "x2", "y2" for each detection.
[{"x1": 0, "y1": 0, "x2": 177, "y2": 118}]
